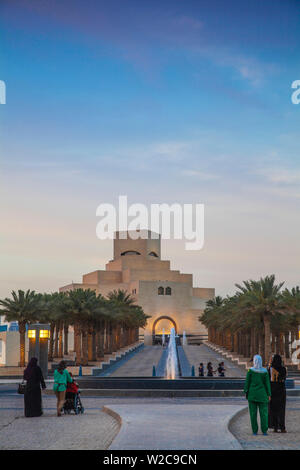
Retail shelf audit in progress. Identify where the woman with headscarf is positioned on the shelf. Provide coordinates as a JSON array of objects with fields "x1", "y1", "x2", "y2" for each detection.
[
  {"x1": 53, "y1": 360, "x2": 73, "y2": 417},
  {"x1": 244, "y1": 354, "x2": 271, "y2": 435},
  {"x1": 23, "y1": 357, "x2": 46, "y2": 417},
  {"x1": 268, "y1": 354, "x2": 287, "y2": 433}
]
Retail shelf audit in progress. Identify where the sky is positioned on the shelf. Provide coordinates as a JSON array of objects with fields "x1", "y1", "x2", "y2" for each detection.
[{"x1": 0, "y1": 0, "x2": 300, "y2": 298}]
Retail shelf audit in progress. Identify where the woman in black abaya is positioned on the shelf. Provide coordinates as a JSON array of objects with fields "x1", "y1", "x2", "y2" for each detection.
[
  {"x1": 268, "y1": 354, "x2": 287, "y2": 433},
  {"x1": 23, "y1": 357, "x2": 46, "y2": 417}
]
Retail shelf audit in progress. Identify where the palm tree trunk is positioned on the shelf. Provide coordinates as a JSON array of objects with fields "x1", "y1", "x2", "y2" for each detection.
[
  {"x1": 74, "y1": 322, "x2": 82, "y2": 365},
  {"x1": 271, "y1": 332, "x2": 275, "y2": 353},
  {"x1": 92, "y1": 330, "x2": 97, "y2": 361},
  {"x1": 58, "y1": 323, "x2": 63, "y2": 358},
  {"x1": 238, "y1": 332, "x2": 241, "y2": 355},
  {"x1": 116, "y1": 325, "x2": 121, "y2": 349},
  {"x1": 246, "y1": 331, "x2": 251, "y2": 357},
  {"x1": 81, "y1": 327, "x2": 88, "y2": 366},
  {"x1": 87, "y1": 328, "x2": 93, "y2": 362},
  {"x1": 230, "y1": 333, "x2": 234, "y2": 352},
  {"x1": 96, "y1": 329, "x2": 103, "y2": 359},
  {"x1": 258, "y1": 332, "x2": 264, "y2": 361},
  {"x1": 103, "y1": 322, "x2": 109, "y2": 353},
  {"x1": 97, "y1": 322, "x2": 105, "y2": 359},
  {"x1": 263, "y1": 314, "x2": 271, "y2": 365},
  {"x1": 255, "y1": 330, "x2": 259, "y2": 355},
  {"x1": 54, "y1": 323, "x2": 59, "y2": 358},
  {"x1": 106, "y1": 322, "x2": 113, "y2": 354},
  {"x1": 64, "y1": 324, "x2": 69, "y2": 356},
  {"x1": 275, "y1": 333, "x2": 280, "y2": 354},
  {"x1": 112, "y1": 326, "x2": 117, "y2": 352},
  {"x1": 285, "y1": 332, "x2": 290, "y2": 359},
  {"x1": 279, "y1": 333, "x2": 284, "y2": 356},
  {"x1": 233, "y1": 333, "x2": 238, "y2": 353},
  {"x1": 123, "y1": 327, "x2": 129, "y2": 347},
  {"x1": 48, "y1": 323, "x2": 55, "y2": 361},
  {"x1": 250, "y1": 328, "x2": 255, "y2": 358}
]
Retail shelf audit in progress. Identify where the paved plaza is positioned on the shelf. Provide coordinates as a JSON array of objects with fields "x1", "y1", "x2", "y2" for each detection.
[
  {"x1": 0, "y1": 345, "x2": 299, "y2": 450},
  {"x1": 230, "y1": 405, "x2": 300, "y2": 450},
  {"x1": 108, "y1": 403, "x2": 244, "y2": 450},
  {"x1": 1, "y1": 388, "x2": 300, "y2": 450},
  {"x1": 0, "y1": 393, "x2": 119, "y2": 450}
]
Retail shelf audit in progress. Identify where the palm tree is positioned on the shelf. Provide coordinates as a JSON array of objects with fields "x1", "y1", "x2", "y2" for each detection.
[
  {"x1": 235, "y1": 275, "x2": 285, "y2": 363},
  {"x1": 107, "y1": 289, "x2": 149, "y2": 347},
  {"x1": 280, "y1": 287, "x2": 300, "y2": 358},
  {"x1": 66, "y1": 289, "x2": 101, "y2": 365},
  {"x1": 0, "y1": 290, "x2": 41, "y2": 367},
  {"x1": 200, "y1": 277, "x2": 300, "y2": 365},
  {"x1": 201, "y1": 296, "x2": 224, "y2": 343}
]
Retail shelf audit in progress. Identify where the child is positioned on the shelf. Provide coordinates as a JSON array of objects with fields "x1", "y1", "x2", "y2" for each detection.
[
  {"x1": 65, "y1": 372, "x2": 79, "y2": 399},
  {"x1": 198, "y1": 363, "x2": 204, "y2": 377}
]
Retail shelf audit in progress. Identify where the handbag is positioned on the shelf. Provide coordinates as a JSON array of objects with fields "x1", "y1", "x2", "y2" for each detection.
[{"x1": 18, "y1": 380, "x2": 26, "y2": 394}]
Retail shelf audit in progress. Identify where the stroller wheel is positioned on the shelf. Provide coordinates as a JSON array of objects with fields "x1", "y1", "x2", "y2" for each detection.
[{"x1": 81, "y1": 407, "x2": 84, "y2": 414}]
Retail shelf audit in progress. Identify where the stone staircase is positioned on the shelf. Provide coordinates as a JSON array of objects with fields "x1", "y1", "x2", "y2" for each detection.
[
  {"x1": 286, "y1": 364, "x2": 300, "y2": 379},
  {"x1": 49, "y1": 342, "x2": 143, "y2": 377},
  {"x1": 92, "y1": 342, "x2": 143, "y2": 376},
  {"x1": 205, "y1": 341, "x2": 300, "y2": 378},
  {"x1": 205, "y1": 341, "x2": 251, "y2": 370}
]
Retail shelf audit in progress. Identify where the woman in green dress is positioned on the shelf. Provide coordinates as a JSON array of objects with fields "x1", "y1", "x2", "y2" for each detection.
[
  {"x1": 244, "y1": 354, "x2": 271, "y2": 435},
  {"x1": 53, "y1": 360, "x2": 73, "y2": 417}
]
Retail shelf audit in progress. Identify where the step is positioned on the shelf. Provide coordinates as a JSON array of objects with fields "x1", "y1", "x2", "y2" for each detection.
[
  {"x1": 205, "y1": 343, "x2": 251, "y2": 369},
  {"x1": 75, "y1": 377, "x2": 295, "y2": 390},
  {"x1": 44, "y1": 388, "x2": 300, "y2": 398}
]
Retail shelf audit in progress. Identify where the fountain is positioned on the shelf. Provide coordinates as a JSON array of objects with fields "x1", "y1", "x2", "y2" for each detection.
[
  {"x1": 165, "y1": 327, "x2": 179, "y2": 379},
  {"x1": 182, "y1": 331, "x2": 187, "y2": 346},
  {"x1": 162, "y1": 328, "x2": 165, "y2": 347}
]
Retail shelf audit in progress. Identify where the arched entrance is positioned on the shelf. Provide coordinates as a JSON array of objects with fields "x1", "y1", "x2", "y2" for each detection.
[{"x1": 152, "y1": 316, "x2": 177, "y2": 344}]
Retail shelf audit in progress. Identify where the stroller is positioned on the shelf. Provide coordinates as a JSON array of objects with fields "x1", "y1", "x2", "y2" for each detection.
[{"x1": 62, "y1": 379, "x2": 84, "y2": 415}]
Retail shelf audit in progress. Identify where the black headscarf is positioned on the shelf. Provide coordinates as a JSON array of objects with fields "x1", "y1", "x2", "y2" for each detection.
[
  {"x1": 24, "y1": 357, "x2": 38, "y2": 380},
  {"x1": 271, "y1": 354, "x2": 283, "y2": 369},
  {"x1": 271, "y1": 354, "x2": 286, "y2": 380},
  {"x1": 57, "y1": 360, "x2": 66, "y2": 374}
]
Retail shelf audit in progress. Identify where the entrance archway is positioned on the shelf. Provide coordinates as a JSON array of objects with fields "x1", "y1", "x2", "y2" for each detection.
[{"x1": 152, "y1": 316, "x2": 177, "y2": 344}]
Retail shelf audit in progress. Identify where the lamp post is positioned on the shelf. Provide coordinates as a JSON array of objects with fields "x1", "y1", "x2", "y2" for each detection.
[{"x1": 27, "y1": 324, "x2": 50, "y2": 379}]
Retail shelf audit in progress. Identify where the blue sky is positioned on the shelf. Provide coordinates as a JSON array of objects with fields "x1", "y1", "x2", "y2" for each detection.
[{"x1": 0, "y1": 0, "x2": 300, "y2": 297}]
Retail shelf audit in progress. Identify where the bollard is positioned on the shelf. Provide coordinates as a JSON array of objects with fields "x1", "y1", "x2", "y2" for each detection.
[
  {"x1": 79, "y1": 365, "x2": 82, "y2": 377},
  {"x1": 152, "y1": 365, "x2": 156, "y2": 377},
  {"x1": 191, "y1": 365, "x2": 195, "y2": 377}
]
